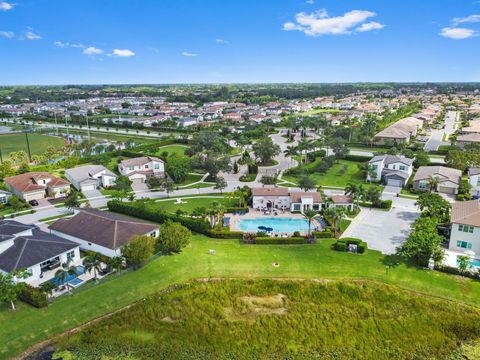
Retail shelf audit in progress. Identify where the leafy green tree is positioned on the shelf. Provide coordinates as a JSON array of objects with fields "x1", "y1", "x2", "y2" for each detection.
[
  {"x1": 8, "y1": 195, "x2": 25, "y2": 211},
  {"x1": 146, "y1": 176, "x2": 163, "y2": 189},
  {"x1": 365, "y1": 187, "x2": 381, "y2": 207},
  {"x1": 214, "y1": 176, "x2": 227, "y2": 193},
  {"x1": 252, "y1": 137, "x2": 280, "y2": 165},
  {"x1": 122, "y1": 235, "x2": 156, "y2": 269},
  {"x1": 160, "y1": 178, "x2": 175, "y2": 197},
  {"x1": 39, "y1": 281, "x2": 57, "y2": 302},
  {"x1": 458, "y1": 256, "x2": 471, "y2": 272},
  {"x1": 0, "y1": 161, "x2": 14, "y2": 180},
  {"x1": 414, "y1": 151, "x2": 430, "y2": 168},
  {"x1": 232, "y1": 160, "x2": 239, "y2": 174},
  {"x1": 0, "y1": 270, "x2": 28, "y2": 310},
  {"x1": 108, "y1": 256, "x2": 124, "y2": 274},
  {"x1": 331, "y1": 137, "x2": 349, "y2": 163},
  {"x1": 157, "y1": 222, "x2": 191, "y2": 254},
  {"x1": 114, "y1": 175, "x2": 132, "y2": 192},
  {"x1": 415, "y1": 192, "x2": 451, "y2": 223},
  {"x1": 298, "y1": 175, "x2": 316, "y2": 192},
  {"x1": 166, "y1": 157, "x2": 192, "y2": 184},
  {"x1": 397, "y1": 217, "x2": 444, "y2": 267}
]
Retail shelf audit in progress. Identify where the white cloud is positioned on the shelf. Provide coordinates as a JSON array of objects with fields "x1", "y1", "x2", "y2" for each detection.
[
  {"x1": 453, "y1": 14, "x2": 480, "y2": 25},
  {"x1": 0, "y1": 2, "x2": 14, "y2": 11},
  {"x1": 440, "y1": 27, "x2": 478, "y2": 39},
  {"x1": 54, "y1": 41, "x2": 85, "y2": 48},
  {"x1": 283, "y1": 9, "x2": 383, "y2": 36},
  {"x1": 306, "y1": 0, "x2": 315, "y2": 4},
  {"x1": 182, "y1": 51, "x2": 197, "y2": 57},
  {"x1": 215, "y1": 38, "x2": 229, "y2": 44},
  {"x1": 24, "y1": 30, "x2": 41, "y2": 40},
  {"x1": 83, "y1": 46, "x2": 104, "y2": 55},
  {"x1": 112, "y1": 48, "x2": 135, "y2": 57},
  {"x1": 356, "y1": 21, "x2": 384, "y2": 32},
  {"x1": 0, "y1": 31, "x2": 14, "y2": 38}
]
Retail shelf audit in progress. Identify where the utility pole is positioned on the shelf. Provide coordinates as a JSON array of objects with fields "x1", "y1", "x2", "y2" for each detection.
[
  {"x1": 65, "y1": 116, "x2": 70, "y2": 139},
  {"x1": 0, "y1": 146, "x2": 3, "y2": 165},
  {"x1": 85, "y1": 114, "x2": 91, "y2": 142}
]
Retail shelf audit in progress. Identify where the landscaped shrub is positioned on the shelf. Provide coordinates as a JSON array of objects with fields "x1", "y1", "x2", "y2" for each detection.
[
  {"x1": 434, "y1": 264, "x2": 479, "y2": 280},
  {"x1": 313, "y1": 230, "x2": 334, "y2": 238},
  {"x1": 209, "y1": 229, "x2": 243, "y2": 239},
  {"x1": 242, "y1": 232, "x2": 256, "y2": 244},
  {"x1": 19, "y1": 284, "x2": 48, "y2": 308},
  {"x1": 334, "y1": 238, "x2": 367, "y2": 254},
  {"x1": 224, "y1": 207, "x2": 248, "y2": 213},
  {"x1": 379, "y1": 200, "x2": 392, "y2": 210},
  {"x1": 343, "y1": 154, "x2": 371, "y2": 162},
  {"x1": 254, "y1": 237, "x2": 306, "y2": 245}
]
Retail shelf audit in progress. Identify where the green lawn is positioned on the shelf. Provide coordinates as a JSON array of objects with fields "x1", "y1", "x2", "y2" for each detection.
[
  {"x1": 157, "y1": 144, "x2": 187, "y2": 157},
  {"x1": 176, "y1": 173, "x2": 203, "y2": 186},
  {"x1": 0, "y1": 133, "x2": 66, "y2": 159},
  {"x1": 55, "y1": 279, "x2": 480, "y2": 359},
  {"x1": 3, "y1": 237, "x2": 480, "y2": 359},
  {"x1": 152, "y1": 196, "x2": 236, "y2": 213},
  {"x1": 284, "y1": 159, "x2": 379, "y2": 189}
]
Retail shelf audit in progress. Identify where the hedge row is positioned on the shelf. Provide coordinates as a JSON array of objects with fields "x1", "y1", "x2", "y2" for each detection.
[
  {"x1": 254, "y1": 237, "x2": 307, "y2": 245},
  {"x1": 19, "y1": 284, "x2": 48, "y2": 308},
  {"x1": 312, "y1": 230, "x2": 334, "y2": 238},
  {"x1": 108, "y1": 200, "x2": 243, "y2": 239},
  {"x1": 334, "y1": 238, "x2": 367, "y2": 254},
  {"x1": 434, "y1": 264, "x2": 480, "y2": 280}
]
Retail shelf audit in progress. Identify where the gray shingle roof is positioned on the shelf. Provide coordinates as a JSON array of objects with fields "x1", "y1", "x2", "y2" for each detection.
[
  {"x1": 0, "y1": 229, "x2": 79, "y2": 272},
  {"x1": 0, "y1": 220, "x2": 35, "y2": 237}
]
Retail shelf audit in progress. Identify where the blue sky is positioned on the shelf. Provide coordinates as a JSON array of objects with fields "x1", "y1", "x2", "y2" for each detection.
[{"x1": 0, "y1": 0, "x2": 480, "y2": 84}]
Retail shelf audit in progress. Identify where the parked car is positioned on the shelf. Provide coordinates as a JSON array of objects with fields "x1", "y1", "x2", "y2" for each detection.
[{"x1": 29, "y1": 199, "x2": 39, "y2": 206}]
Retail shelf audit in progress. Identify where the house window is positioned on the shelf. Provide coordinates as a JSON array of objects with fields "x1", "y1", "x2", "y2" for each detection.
[
  {"x1": 372, "y1": 165, "x2": 377, "y2": 170},
  {"x1": 128, "y1": 166, "x2": 134, "y2": 171},
  {"x1": 154, "y1": 163, "x2": 160, "y2": 170},
  {"x1": 150, "y1": 231, "x2": 157, "y2": 237},
  {"x1": 459, "y1": 225, "x2": 474, "y2": 233},
  {"x1": 419, "y1": 181, "x2": 428, "y2": 189},
  {"x1": 145, "y1": 165, "x2": 149, "y2": 169},
  {"x1": 399, "y1": 166, "x2": 406, "y2": 171},
  {"x1": 293, "y1": 204, "x2": 301, "y2": 211},
  {"x1": 392, "y1": 165, "x2": 396, "y2": 170},
  {"x1": 0, "y1": 195, "x2": 6, "y2": 205},
  {"x1": 456, "y1": 240, "x2": 473, "y2": 249},
  {"x1": 477, "y1": 177, "x2": 480, "y2": 186},
  {"x1": 67, "y1": 250, "x2": 75, "y2": 261},
  {"x1": 313, "y1": 204, "x2": 319, "y2": 210}
]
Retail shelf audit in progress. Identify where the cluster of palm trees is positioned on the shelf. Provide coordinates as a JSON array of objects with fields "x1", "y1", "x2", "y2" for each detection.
[
  {"x1": 283, "y1": 137, "x2": 325, "y2": 168},
  {"x1": 191, "y1": 201, "x2": 226, "y2": 228},
  {"x1": 51, "y1": 253, "x2": 124, "y2": 296}
]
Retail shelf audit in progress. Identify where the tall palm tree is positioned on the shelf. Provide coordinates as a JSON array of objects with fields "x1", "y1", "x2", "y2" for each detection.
[
  {"x1": 428, "y1": 176, "x2": 440, "y2": 193},
  {"x1": 108, "y1": 256, "x2": 124, "y2": 275},
  {"x1": 356, "y1": 184, "x2": 366, "y2": 209},
  {"x1": 345, "y1": 183, "x2": 358, "y2": 199},
  {"x1": 83, "y1": 252, "x2": 103, "y2": 284},
  {"x1": 324, "y1": 207, "x2": 346, "y2": 238},
  {"x1": 283, "y1": 145, "x2": 298, "y2": 168},
  {"x1": 303, "y1": 208, "x2": 318, "y2": 238},
  {"x1": 54, "y1": 261, "x2": 78, "y2": 295}
]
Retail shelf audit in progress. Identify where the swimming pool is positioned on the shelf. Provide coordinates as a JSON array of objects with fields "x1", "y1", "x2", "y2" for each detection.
[
  {"x1": 50, "y1": 265, "x2": 85, "y2": 286},
  {"x1": 238, "y1": 217, "x2": 310, "y2": 233}
]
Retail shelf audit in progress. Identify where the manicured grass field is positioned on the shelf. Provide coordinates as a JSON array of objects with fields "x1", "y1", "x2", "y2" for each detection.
[
  {"x1": 55, "y1": 279, "x2": 480, "y2": 359},
  {"x1": 3, "y1": 237, "x2": 480, "y2": 359},
  {"x1": 153, "y1": 196, "x2": 236, "y2": 213},
  {"x1": 176, "y1": 173, "x2": 203, "y2": 186},
  {"x1": 0, "y1": 133, "x2": 66, "y2": 159},
  {"x1": 157, "y1": 144, "x2": 187, "y2": 157},
  {"x1": 284, "y1": 159, "x2": 378, "y2": 189}
]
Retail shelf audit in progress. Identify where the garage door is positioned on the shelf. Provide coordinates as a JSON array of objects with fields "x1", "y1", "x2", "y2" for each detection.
[
  {"x1": 24, "y1": 191, "x2": 45, "y2": 202},
  {"x1": 131, "y1": 178, "x2": 144, "y2": 184},
  {"x1": 387, "y1": 179, "x2": 402, "y2": 187},
  {"x1": 438, "y1": 186, "x2": 455, "y2": 194},
  {"x1": 81, "y1": 184, "x2": 96, "y2": 192}
]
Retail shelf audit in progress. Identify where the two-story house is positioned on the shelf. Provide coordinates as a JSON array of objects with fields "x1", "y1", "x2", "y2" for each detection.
[
  {"x1": 449, "y1": 200, "x2": 480, "y2": 255},
  {"x1": 65, "y1": 165, "x2": 117, "y2": 193},
  {"x1": 5, "y1": 172, "x2": 71, "y2": 201},
  {"x1": 367, "y1": 155, "x2": 414, "y2": 187},
  {"x1": 468, "y1": 168, "x2": 480, "y2": 197},
  {"x1": 118, "y1": 156, "x2": 165, "y2": 184}
]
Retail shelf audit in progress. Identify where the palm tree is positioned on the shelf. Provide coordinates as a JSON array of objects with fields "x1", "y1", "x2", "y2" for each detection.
[
  {"x1": 108, "y1": 256, "x2": 124, "y2": 275},
  {"x1": 324, "y1": 207, "x2": 346, "y2": 238},
  {"x1": 54, "y1": 261, "x2": 78, "y2": 295},
  {"x1": 303, "y1": 208, "x2": 318, "y2": 238},
  {"x1": 345, "y1": 183, "x2": 358, "y2": 199},
  {"x1": 428, "y1": 176, "x2": 440, "y2": 193},
  {"x1": 39, "y1": 281, "x2": 57, "y2": 302},
  {"x1": 83, "y1": 252, "x2": 103, "y2": 284},
  {"x1": 356, "y1": 185, "x2": 366, "y2": 209},
  {"x1": 283, "y1": 145, "x2": 298, "y2": 168}
]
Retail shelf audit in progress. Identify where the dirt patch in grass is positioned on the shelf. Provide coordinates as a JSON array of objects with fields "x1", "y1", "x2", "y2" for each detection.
[{"x1": 224, "y1": 293, "x2": 287, "y2": 321}]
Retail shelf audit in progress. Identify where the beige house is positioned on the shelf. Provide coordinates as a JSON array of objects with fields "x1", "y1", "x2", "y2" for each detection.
[
  {"x1": 374, "y1": 117, "x2": 423, "y2": 144},
  {"x1": 329, "y1": 195, "x2": 354, "y2": 211},
  {"x1": 456, "y1": 133, "x2": 480, "y2": 149},
  {"x1": 449, "y1": 200, "x2": 480, "y2": 255},
  {"x1": 252, "y1": 187, "x2": 322, "y2": 213},
  {"x1": 5, "y1": 172, "x2": 70, "y2": 201},
  {"x1": 412, "y1": 166, "x2": 462, "y2": 194}
]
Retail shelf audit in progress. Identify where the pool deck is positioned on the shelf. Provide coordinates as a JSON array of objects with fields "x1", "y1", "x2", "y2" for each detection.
[{"x1": 228, "y1": 209, "x2": 320, "y2": 235}]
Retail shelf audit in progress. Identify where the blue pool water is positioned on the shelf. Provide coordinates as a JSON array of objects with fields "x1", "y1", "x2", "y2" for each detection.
[
  {"x1": 239, "y1": 217, "x2": 310, "y2": 233},
  {"x1": 50, "y1": 265, "x2": 85, "y2": 286}
]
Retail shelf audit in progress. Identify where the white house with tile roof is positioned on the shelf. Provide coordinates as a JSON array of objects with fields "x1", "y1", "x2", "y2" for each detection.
[{"x1": 449, "y1": 200, "x2": 480, "y2": 255}]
